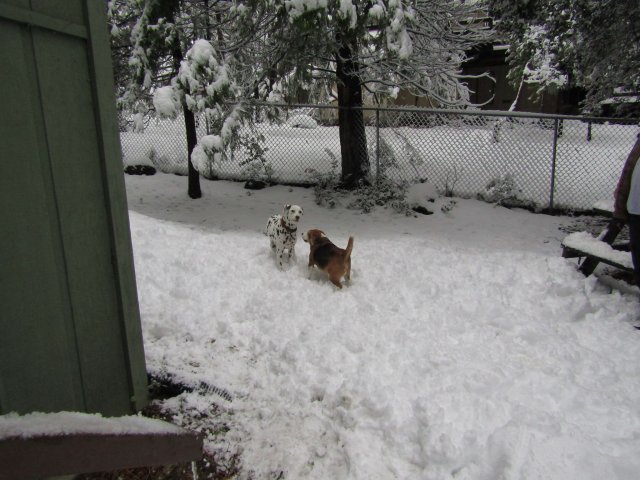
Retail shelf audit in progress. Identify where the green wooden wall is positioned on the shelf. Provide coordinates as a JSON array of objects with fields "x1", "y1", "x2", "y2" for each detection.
[{"x1": 0, "y1": 0, "x2": 148, "y2": 416}]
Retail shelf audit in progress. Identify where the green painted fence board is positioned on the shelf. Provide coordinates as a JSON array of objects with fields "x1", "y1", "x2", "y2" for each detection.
[
  {"x1": 0, "y1": 0, "x2": 148, "y2": 416},
  {"x1": 0, "y1": 15, "x2": 86, "y2": 414},
  {"x1": 84, "y1": 0, "x2": 149, "y2": 410}
]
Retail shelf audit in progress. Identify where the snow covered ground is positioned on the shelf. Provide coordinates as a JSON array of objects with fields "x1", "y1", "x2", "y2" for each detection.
[{"x1": 126, "y1": 172, "x2": 640, "y2": 479}]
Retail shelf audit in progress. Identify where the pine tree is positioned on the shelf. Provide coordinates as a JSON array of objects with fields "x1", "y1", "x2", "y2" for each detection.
[
  {"x1": 109, "y1": 0, "x2": 235, "y2": 199},
  {"x1": 233, "y1": 0, "x2": 491, "y2": 187},
  {"x1": 110, "y1": 1, "x2": 491, "y2": 193}
]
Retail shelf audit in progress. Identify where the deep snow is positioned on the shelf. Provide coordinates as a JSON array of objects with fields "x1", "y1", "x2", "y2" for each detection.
[{"x1": 123, "y1": 172, "x2": 640, "y2": 480}]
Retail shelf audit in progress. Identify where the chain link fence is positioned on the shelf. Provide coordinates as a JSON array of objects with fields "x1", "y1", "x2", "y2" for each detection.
[{"x1": 119, "y1": 104, "x2": 639, "y2": 211}]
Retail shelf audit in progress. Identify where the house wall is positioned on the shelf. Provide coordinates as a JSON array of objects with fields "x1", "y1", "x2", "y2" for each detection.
[{"x1": 393, "y1": 43, "x2": 584, "y2": 115}]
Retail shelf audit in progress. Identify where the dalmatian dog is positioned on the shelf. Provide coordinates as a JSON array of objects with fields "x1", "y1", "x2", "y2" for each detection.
[{"x1": 265, "y1": 204, "x2": 304, "y2": 269}]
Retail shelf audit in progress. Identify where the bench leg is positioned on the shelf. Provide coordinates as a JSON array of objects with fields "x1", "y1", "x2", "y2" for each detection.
[{"x1": 579, "y1": 219, "x2": 624, "y2": 276}]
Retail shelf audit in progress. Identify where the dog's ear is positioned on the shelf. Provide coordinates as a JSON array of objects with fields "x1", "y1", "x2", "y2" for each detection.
[{"x1": 284, "y1": 204, "x2": 291, "y2": 212}]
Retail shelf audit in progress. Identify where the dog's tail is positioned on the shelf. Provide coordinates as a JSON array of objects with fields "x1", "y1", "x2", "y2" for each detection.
[{"x1": 344, "y1": 236, "x2": 354, "y2": 260}]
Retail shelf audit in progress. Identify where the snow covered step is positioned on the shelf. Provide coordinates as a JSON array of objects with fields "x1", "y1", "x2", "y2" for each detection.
[
  {"x1": 562, "y1": 231, "x2": 633, "y2": 272},
  {"x1": 0, "y1": 411, "x2": 202, "y2": 479}
]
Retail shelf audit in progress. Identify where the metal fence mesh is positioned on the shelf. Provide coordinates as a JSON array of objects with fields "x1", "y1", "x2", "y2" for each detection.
[{"x1": 119, "y1": 105, "x2": 639, "y2": 211}]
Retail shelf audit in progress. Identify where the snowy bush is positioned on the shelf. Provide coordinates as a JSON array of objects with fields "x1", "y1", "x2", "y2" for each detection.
[
  {"x1": 192, "y1": 135, "x2": 222, "y2": 179},
  {"x1": 238, "y1": 131, "x2": 273, "y2": 183},
  {"x1": 443, "y1": 165, "x2": 464, "y2": 197},
  {"x1": 147, "y1": 147, "x2": 187, "y2": 175},
  {"x1": 310, "y1": 148, "x2": 412, "y2": 214},
  {"x1": 153, "y1": 86, "x2": 181, "y2": 119},
  {"x1": 348, "y1": 177, "x2": 412, "y2": 215},
  {"x1": 406, "y1": 180, "x2": 438, "y2": 207},
  {"x1": 288, "y1": 114, "x2": 318, "y2": 129},
  {"x1": 308, "y1": 149, "x2": 341, "y2": 208},
  {"x1": 395, "y1": 130, "x2": 427, "y2": 178},
  {"x1": 479, "y1": 173, "x2": 534, "y2": 208},
  {"x1": 368, "y1": 135, "x2": 398, "y2": 179}
]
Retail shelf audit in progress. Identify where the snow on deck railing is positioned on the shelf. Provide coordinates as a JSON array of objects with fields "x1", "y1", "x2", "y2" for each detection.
[{"x1": 0, "y1": 411, "x2": 185, "y2": 440}]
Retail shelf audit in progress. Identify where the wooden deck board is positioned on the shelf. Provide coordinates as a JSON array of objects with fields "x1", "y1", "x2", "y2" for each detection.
[{"x1": 0, "y1": 430, "x2": 202, "y2": 480}]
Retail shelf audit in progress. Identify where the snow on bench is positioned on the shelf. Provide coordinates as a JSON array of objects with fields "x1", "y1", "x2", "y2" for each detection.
[
  {"x1": 0, "y1": 411, "x2": 202, "y2": 479},
  {"x1": 562, "y1": 231, "x2": 633, "y2": 272}
]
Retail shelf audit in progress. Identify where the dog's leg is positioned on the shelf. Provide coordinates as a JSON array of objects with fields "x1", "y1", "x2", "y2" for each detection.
[
  {"x1": 274, "y1": 247, "x2": 284, "y2": 270},
  {"x1": 345, "y1": 258, "x2": 352, "y2": 282},
  {"x1": 329, "y1": 276, "x2": 343, "y2": 289},
  {"x1": 278, "y1": 248, "x2": 292, "y2": 270}
]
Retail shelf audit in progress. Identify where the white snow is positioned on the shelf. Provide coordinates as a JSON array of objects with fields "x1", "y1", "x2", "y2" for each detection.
[
  {"x1": 406, "y1": 180, "x2": 438, "y2": 206},
  {"x1": 188, "y1": 39, "x2": 217, "y2": 66},
  {"x1": 369, "y1": 4, "x2": 385, "y2": 19},
  {"x1": 288, "y1": 114, "x2": 318, "y2": 129},
  {"x1": 200, "y1": 134, "x2": 224, "y2": 152},
  {"x1": 285, "y1": 0, "x2": 329, "y2": 18},
  {"x1": 593, "y1": 199, "x2": 614, "y2": 213},
  {"x1": 0, "y1": 411, "x2": 185, "y2": 440},
  {"x1": 338, "y1": 0, "x2": 357, "y2": 29},
  {"x1": 152, "y1": 85, "x2": 180, "y2": 119},
  {"x1": 177, "y1": 39, "x2": 230, "y2": 112},
  {"x1": 123, "y1": 172, "x2": 640, "y2": 479}
]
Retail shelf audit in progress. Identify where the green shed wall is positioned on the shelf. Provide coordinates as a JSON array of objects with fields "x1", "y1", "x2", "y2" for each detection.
[{"x1": 0, "y1": 0, "x2": 148, "y2": 415}]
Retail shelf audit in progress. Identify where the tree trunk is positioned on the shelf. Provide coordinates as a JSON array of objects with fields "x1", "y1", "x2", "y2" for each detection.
[
  {"x1": 493, "y1": 72, "x2": 525, "y2": 143},
  {"x1": 183, "y1": 105, "x2": 202, "y2": 199},
  {"x1": 171, "y1": 39, "x2": 202, "y2": 199},
  {"x1": 335, "y1": 41, "x2": 369, "y2": 189}
]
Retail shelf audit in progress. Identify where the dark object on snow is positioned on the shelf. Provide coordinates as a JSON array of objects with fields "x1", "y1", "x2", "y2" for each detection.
[
  {"x1": 412, "y1": 205, "x2": 433, "y2": 215},
  {"x1": 125, "y1": 165, "x2": 157, "y2": 176},
  {"x1": 244, "y1": 179, "x2": 266, "y2": 190},
  {"x1": 148, "y1": 374, "x2": 233, "y2": 403}
]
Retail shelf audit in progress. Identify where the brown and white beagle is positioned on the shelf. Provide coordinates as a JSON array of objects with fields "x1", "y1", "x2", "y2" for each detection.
[{"x1": 302, "y1": 229, "x2": 353, "y2": 289}]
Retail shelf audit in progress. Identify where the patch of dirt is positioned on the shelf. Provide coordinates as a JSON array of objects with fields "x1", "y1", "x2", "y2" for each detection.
[{"x1": 560, "y1": 214, "x2": 629, "y2": 241}]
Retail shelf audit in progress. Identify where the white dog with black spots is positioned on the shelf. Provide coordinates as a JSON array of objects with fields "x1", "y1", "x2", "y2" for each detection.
[{"x1": 265, "y1": 204, "x2": 304, "y2": 269}]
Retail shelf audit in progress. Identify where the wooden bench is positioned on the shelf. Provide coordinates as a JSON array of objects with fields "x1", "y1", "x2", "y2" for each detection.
[
  {"x1": 561, "y1": 202, "x2": 632, "y2": 276},
  {"x1": 0, "y1": 412, "x2": 203, "y2": 480}
]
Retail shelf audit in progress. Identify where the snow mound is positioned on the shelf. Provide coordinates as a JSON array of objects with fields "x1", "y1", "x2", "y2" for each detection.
[
  {"x1": 288, "y1": 114, "x2": 318, "y2": 129},
  {"x1": 406, "y1": 180, "x2": 438, "y2": 207}
]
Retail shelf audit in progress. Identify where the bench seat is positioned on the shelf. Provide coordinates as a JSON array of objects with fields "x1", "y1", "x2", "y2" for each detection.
[{"x1": 562, "y1": 231, "x2": 633, "y2": 273}]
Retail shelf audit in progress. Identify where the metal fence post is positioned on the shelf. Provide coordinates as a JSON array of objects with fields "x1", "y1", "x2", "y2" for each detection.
[
  {"x1": 376, "y1": 108, "x2": 380, "y2": 183},
  {"x1": 549, "y1": 118, "x2": 560, "y2": 210}
]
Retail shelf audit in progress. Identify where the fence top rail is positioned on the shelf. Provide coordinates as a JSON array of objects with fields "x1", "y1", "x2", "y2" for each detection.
[{"x1": 243, "y1": 101, "x2": 640, "y2": 124}]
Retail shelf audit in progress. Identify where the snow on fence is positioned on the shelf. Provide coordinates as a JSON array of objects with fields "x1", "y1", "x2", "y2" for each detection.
[{"x1": 119, "y1": 104, "x2": 639, "y2": 211}]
